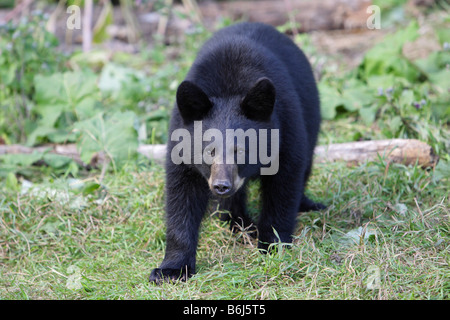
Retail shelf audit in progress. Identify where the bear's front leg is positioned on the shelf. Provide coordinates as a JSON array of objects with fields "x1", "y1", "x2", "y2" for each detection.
[{"x1": 149, "y1": 166, "x2": 210, "y2": 284}]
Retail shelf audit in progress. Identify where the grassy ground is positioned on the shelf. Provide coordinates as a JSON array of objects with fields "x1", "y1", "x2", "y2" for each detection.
[{"x1": 1, "y1": 149, "x2": 448, "y2": 299}]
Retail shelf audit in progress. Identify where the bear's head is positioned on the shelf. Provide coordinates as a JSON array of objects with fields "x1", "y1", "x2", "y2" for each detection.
[{"x1": 173, "y1": 77, "x2": 279, "y2": 197}]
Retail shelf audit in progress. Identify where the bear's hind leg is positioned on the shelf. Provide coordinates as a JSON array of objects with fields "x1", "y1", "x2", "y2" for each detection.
[{"x1": 298, "y1": 194, "x2": 326, "y2": 212}]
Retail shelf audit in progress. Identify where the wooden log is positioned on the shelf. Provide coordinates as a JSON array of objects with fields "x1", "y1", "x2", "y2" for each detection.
[
  {"x1": 138, "y1": 139, "x2": 438, "y2": 168},
  {"x1": 313, "y1": 139, "x2": 438, "y2": 168},
  {"x1": 0, "y1": 139, "x2": 438, "y2": 168}
]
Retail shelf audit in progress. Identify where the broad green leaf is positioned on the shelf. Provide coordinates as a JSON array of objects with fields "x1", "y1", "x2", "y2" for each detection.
[
  {"x1": 74, "y1": 111, "x2": 138, "y2": 167},
  {"x1": 435, "y1": 28, "x2": 450, "y2": 46},
  {"x1": 74, "y1": 97, "x2": 100, "y2": 120},
  {"x1": 36, "y1": 104, "x2": 64, "y2": 127},
  {"x1": 399, "y1": 89, "x2": 414, "y2": 108},
  {"x1": 341, "y1": 81, "x2": 375, "y2": 112},
  {"x1": 82, "y1": 183, "x2": 101, "y2": 196},
  {"x1": 359, "y1": 104, "x2": 378, "y2": 125},
  {"x1": 34, "y1": 73, "x2": 66, "y2": 105},
  {"x1": 27, "y1": 126, "x2": 58, "y2": 146},
  {"x1": 34, "y1": 71, "x2": 98, "y2": 111},
  {"x1": 366, "y1": 74, "x2": 409, "y2": 90},
  {"x1": 415, "y1": 51, "x2": 450, "y2": 74},
  {"x1": 47, "y1": 130, "x2": 77, "y2": 144},
  {"x1": 63, "y1": 71, "x2": 98, "y2": 103},
  {"x1": 433, "y1": 160, "x2": 450, "y2": 183},
  {"x1": 318, "y1": 83, "x2": 340, "y2": 120},
  {"x1": 429, "y1": 69, "x2": 450, "y2": 91},
  {"x1": 98, "y1": 63, "x2": 145, "y2": 94},
  {"x1": 0, "y1": 64, "x2": 16, "y2": 86},
  {"x1": 359, "y1": 21, "x2": 421, "y2": 81},
  {"x1": 43, "y1": 154, "x2": 73, "y2": 169},
  {"x1": 380, "y1": 20, "x2": 419, "y2": 52},
  {"x1": 0, "y1": 152, "x2": 43, "y2": 166},
  {"x1": 319, "y1": 80, "x2": 375, "y2": 118},
  {"x1": 430, "y1": 91, "x2": 450, "y2": 120},
  {"x1": 6, "y1": 172, "x2": 19, "y2": 192},
  {"x1": 31, "y1": 71, "x2": 100, "y2": 145},
  {"x1": 388, "y1": 116, "x2": 403, "y2": 135}
]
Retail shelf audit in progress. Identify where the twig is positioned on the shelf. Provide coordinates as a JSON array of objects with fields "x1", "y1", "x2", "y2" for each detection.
[
  {"x1": 181, "y1": 0, "x2": 203, "y2": 25},
  {"x1": 284, "y1": 0, "x2": 298, "y2": 37},
  {"x1": 120, "y1": 0, "x2": 141, "y2": 43},
  {"x1": 46, "y1": 0, "x2": 67, "y2": 34},
  {"x1": 83, "y1": 0, "x2": 93, "y2": 52},
  {"x1": 156, "y1": 0, "x2": 173, "y2": 40}
]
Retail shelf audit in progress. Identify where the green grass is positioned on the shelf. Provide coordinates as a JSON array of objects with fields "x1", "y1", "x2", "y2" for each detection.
[{"x1": 1, "y1": 155, "x2": 448, "y2": 299}]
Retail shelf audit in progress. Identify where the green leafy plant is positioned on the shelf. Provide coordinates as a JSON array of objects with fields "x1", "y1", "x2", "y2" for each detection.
[
  {"x1": 0, "y1": 11, "x2": 65, "y2": 143},
  {"x1": 357, "y1": 21, "x2": 424, "y2": 82},
  {"x1": 318, "y1": 19, "x2": 449, "y2": 156},
  {"x1": 28, "y1": 70, "x2": 101, "y2": 146},
  {"x1": 74, "y1": 111, "x2": 139, "y2": 169}
]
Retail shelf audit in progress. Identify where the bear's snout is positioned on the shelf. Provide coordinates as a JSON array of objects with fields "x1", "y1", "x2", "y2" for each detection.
[
  {"x1": 212, "y1": 179, "x2": 232, "y2": 196},
  {"x1": 208, "y1": 163, "x2": 243, "y2": 198}
]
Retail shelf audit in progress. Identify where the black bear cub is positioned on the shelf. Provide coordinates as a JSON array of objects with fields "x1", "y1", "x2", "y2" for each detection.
[{"x1": 149, "y1": 22, "x2": 324, "y2": 283}]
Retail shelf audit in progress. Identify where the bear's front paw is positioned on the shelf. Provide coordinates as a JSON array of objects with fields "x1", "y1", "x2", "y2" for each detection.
[{"x1": 149, "y1": 267, "x2": 192, "y2": 284}]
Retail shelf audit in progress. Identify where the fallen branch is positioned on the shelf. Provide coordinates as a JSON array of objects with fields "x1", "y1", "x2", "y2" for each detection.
[
  {"x1": 313, "y1": 139, "x2": 438, "y2": 168},
  {"x1": 0, "y1": 139, "x2": 438, "y2": 169}
]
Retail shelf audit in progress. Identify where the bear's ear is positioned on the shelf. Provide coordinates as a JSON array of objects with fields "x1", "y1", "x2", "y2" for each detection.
[
  {"x1": 241, "y1": 77, "x2": 276, "y2": 122},
  {"x1": 176, "y1": 81, "x2": 213, "y2": 123}
]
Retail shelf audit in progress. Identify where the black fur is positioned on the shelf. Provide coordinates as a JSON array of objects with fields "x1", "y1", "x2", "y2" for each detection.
[{"x1": 149, "y1": 22, "x2": 324, "y2": 284}]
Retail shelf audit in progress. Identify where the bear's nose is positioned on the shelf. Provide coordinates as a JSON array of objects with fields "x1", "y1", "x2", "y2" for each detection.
[{"x1": 212, "y1": 180, "x2": 232, "y2": 195}]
